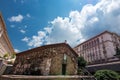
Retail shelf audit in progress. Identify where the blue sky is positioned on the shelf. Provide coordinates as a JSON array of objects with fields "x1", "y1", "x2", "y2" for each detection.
[{"x1": 0, "y1": 0, "x2": 120, "y2": 52}]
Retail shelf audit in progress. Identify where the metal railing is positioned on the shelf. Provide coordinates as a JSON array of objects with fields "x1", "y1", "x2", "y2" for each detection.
[{"x1": 81, "y1": 68, "x2": 97, "y2": 80}]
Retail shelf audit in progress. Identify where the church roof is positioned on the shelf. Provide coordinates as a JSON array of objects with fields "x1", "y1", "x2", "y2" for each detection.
[{"x1": 17, "y1": 43, "x2": 78, "y2": 57}]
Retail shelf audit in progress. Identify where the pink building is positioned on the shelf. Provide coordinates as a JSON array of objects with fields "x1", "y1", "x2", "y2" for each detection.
[
  {"x1": 0, "y1": 13, "x2": 14, "y2": 57},
  {"x1": 74, "y1": 31, "x2": 120, "y2": 64}
]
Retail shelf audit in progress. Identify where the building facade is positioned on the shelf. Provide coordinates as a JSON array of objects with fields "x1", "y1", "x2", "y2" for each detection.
[
  {"x1": 0, "y1": 13, "x2": 14, "y2": 57},
  {"x1": 74, "y1": 31, "x2": 120, "y2": 64}
]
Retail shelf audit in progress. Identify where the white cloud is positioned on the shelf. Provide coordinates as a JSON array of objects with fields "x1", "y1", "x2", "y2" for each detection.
[
  {"x1": 28, "y1": 31, "x2": 46, "y2": 47},
  {"x1": 44, "y1": 27, "x2": 52, "y2": 33},
  {"x1": 21, "y1": 37, "x2": 29, "y2": 42},
  {"x1": 14, "y1": 49, "x2": 20, "y2": 53},
  {"x1": 46, "y1": 16, "x2": 85, "y2": 46},
  {"x1": 22, "y1": 31, "x2": 47, "y2": 47},
  {"x1": 8, "y1": 14, "x2": 23, "y2": 22},
  {"x1": 80, "y1": 0, "x2": 120, "y2": 37},
  {"x1": 20, "y1": 29, "x2": 26, "y2": 34},
  {"x1": 10, "y1": 25, "x2": 15, "y2": 28},
  {"x1": 26, "y1": 14, "x2": 31, "y2": 18},
  {"x1": 22, "y1": 27, "x2": 52, "y2": 47},
  {"x1": 46, "y1": 0, "x2": 120, "y2": 46},
  {"x1": 22, "y1": 0, "x2": 120, "y2": 48}
]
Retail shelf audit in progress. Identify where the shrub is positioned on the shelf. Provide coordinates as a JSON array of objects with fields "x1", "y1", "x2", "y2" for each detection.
[
  {"x1": 118, "y1": 75, "x2": 120, "y2": 79},
  {"x1": 94, "y1": 70, "x2": 119, "y2": 80},
  {"x1": 78, "y1": 56, "x2": 87, "y2": 69},
  {"x1": 77, "y1": 56, "x2": 87, "y2": 75}
]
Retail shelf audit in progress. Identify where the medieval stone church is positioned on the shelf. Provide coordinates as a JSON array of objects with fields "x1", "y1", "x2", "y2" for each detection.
[{"x1": 12, "y1": 43, "x2": 78, "y2": 75}]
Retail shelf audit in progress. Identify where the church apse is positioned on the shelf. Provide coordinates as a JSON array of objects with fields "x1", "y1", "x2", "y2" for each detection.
[{"x1": 12, "y1": 43, "x2": 78, "y2": 75}]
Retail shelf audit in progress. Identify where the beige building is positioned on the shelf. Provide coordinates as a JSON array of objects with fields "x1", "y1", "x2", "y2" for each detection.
[
  {"x1": 74, "y1": 31, "x2": 120, "y2": 64},
  {"x1": 0, "y1": 13, "x2": 14, "y2": 57}
]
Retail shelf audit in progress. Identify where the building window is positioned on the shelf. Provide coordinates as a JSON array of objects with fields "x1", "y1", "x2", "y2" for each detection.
[
  {"x1": 78, "y1": 47, "x2": 80, "y2": 51},
  {"x1": 97, "y1": 38, "x2": 99, "y2": 44},
  {"x1": 90, "y1": 42, "x2": 92, "y2": 48},
  {"x1": 92, "y1": 41, "x2": 94, "y2": 47},
  {"x1": 88, "y1": 42, "x2": 90, "y2": 48},
  {"x1": 84, "y1": 44, "x2": 85, "y2": 49}
]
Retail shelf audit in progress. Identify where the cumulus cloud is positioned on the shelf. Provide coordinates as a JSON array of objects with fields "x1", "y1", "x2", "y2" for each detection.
[
  {"x1": 14, "y1": 49, "x2": 20, "y2": 53},
  {"x1": 44, "y1": 27, "x2": 52, "y2": 33},
  {"x1": 22, "y1": 31, "x2": 47, "y2": 47},
  {"x1": 22, "y1": 0, "x2": 120, "y2": 48},
  {"x1": 46, "y1": 16, "x2": 85, "y2": 46},
  {"x1": 20, "y1": 29, "x2": 26, "y2": 34},
  {"x1": 21, "y1": 37, "x2": 29, "y2": 42},
  {"x1": 80, "y1": 0, "x2": 120, "y2": 38},
  {"x1": 8, "y1": 14, "x2": 23, "y2": 22},
  {"x1": 28, "y1": 31, "x2": 47, "y2": 47}
]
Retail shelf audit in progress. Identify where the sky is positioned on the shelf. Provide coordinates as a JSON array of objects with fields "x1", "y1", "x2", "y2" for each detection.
[{"x1": 0, "y1": 0, "x2": 120, "y2": 53}]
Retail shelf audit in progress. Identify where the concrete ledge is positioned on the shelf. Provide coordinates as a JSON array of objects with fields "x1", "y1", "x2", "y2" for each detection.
[
  {"x1": 87, "y1": 61, "x2": 120, "y2": 73},
  {"x1": 0, "y1": 75, "x2": 96, "y2": 80}
]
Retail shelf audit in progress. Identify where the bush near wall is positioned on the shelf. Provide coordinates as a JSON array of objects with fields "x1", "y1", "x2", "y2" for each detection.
[
  {"x1": 118, "y1": 75, "x2": 120, "y2": 80},
  {"x1": 94, "y1": 69, "x2": 119, "y2": 80}
]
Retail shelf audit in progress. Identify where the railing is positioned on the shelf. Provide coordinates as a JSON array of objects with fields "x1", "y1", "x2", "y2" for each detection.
[{"x1": 81, "y1": 68, "x2": 97, "y2": 80}]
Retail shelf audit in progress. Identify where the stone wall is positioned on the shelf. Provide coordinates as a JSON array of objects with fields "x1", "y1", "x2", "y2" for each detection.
[{"x1": 12, "y1": 43, "x2": 78, "y2": 75}]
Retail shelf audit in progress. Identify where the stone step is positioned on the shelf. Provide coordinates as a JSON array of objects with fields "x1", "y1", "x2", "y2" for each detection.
[{"x1": 0, "y1": 61, "x2": 7, "y2": 75}]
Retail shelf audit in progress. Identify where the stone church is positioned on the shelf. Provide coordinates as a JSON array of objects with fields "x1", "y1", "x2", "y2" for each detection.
[{"x1": 12, "y1": 43, "x2": 78, "y2": 75}]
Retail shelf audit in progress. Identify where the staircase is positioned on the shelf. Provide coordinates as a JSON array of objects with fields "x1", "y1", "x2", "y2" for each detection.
[
  {"x1": 79, "y1": 68, "x2": 97, "y2": 80},
  {"x1": 0, "y1": 60, "x2": 7, "y2": 75}
]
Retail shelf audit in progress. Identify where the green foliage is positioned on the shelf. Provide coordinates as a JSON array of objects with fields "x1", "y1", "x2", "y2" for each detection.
[
  {"x1": 119, "y1": 75, "x2": 120, "y2": 79},
  {"x1": 77, "y1": 68, "x2": 84, "y2": 75},
  {"x1": 77, "y1": 56, "x2": 87, "y2": 75},
  {"x1": 94, "y1": 70, "x2": 119, "y2": 80},
  {"x1": 78, "y1": 56, "x2": 87, "y2": 69},
  {"x1": 11, "y1": 53, "x2": 16, "y2": 59},
  {"x1": 0, "y1": 53, "x2": 16, "y2": 64},
  {"x1": 3, "y1": 53, "x2": 16, "y2": 59},
  {"x1": 3, "y1": 53, "x2": 9, "y2": 59},
  {"x1": 115, "y1": 47, "x2": 120, "y2": 56}
]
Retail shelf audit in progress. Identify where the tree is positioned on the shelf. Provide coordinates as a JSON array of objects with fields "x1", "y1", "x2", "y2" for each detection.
[
  {"x1": 78, "y1": 56, "x2": 87, "y2": 69},
  {"x1": 77, "y1": 56, "x2": 87, "y2": 75},
  {"x1": 94, "y1": 70, "x2": 119, "y2": 80}
]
